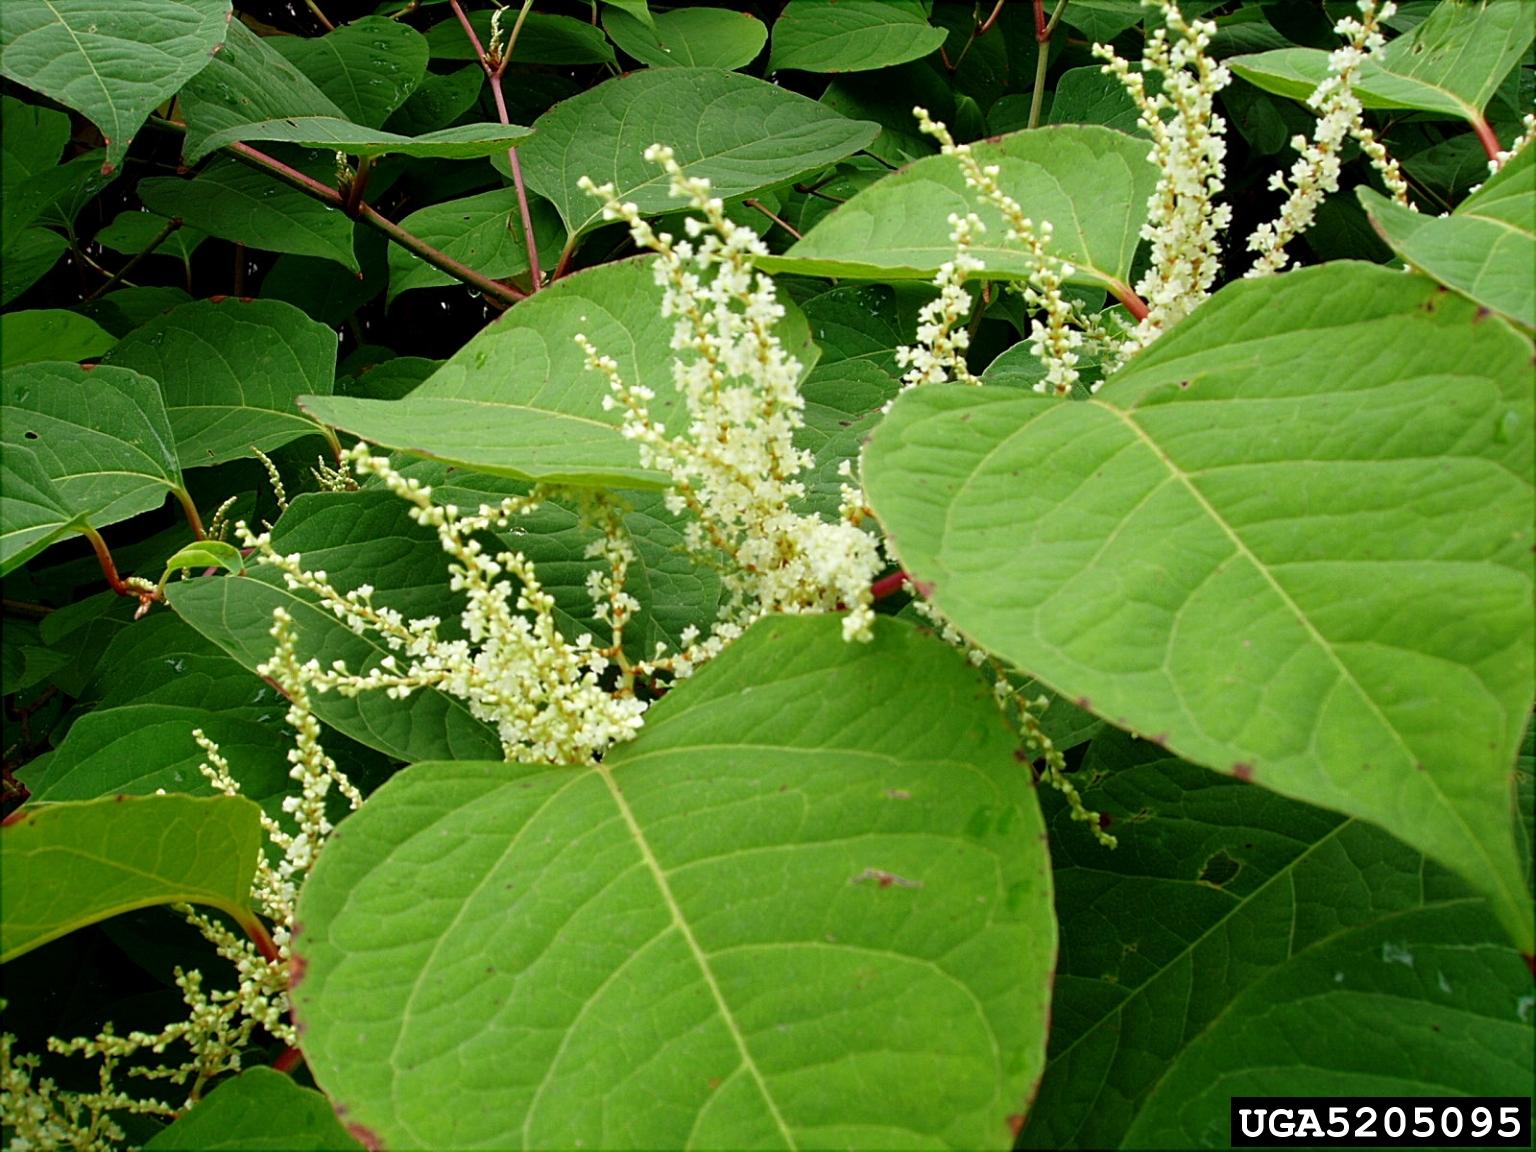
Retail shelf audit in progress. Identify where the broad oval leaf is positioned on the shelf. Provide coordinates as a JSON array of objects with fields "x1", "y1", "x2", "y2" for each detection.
[
  {"x1": 0, "y1": 309, "x2": 115, "y2": 367},
  {"x1": 1228, "y1": 0, "x2": 1534, "y2": 125},
  {"x1": 142, "y1": 1067, "x2": 364, "y2": 1151},
  {"x1": 864, "y1": 262, "x2": 1535, "y2": 953},
  {"x1": 302, "y1": 255, "x2": 817, "y2": 488},
  {"x1": 0, "y1": 793, "x2": 261, "y2": 962},
  {"x1": 0, "y1": 361, "x2": 185, "y2": 534},
  {"x1": 269, "y1": 15, "x2": 429, "y2": 129},
  {"x1": 385, "y1": 189, "x2": 562, "y2": 303},
  {"x1": 0, "y1": 0, "x2": 231, "y2": 173},
  {"x1": 0, "y1": 443, "x2": 85, "y2": 576},
  {"x1": 1018, "y1": 730, "x2": 1535, "y2": 1149},
  {"x1": 1, "y1": 227, "x2": 66, "y2": 306},
  {"x1": 1359, "y1": 145, "x2": 1535, "y2": 330},
  {"x1": 293, "y1": 616, "x2": 1055, "y2": 1150},
  {"x1": 140, "y1": 154, "x2": 359, "y2": 272},
  {"x1": 519, "y1": 68, "x2": 879, "y2": 239},
  {"x1": 95, "y1": 210, "x2": 207, "y2": 265},
  {"x1": 759, "y1": 124, "x2": 1158, "y2": 295},
  {"x1": 769, "y1": 0, "x2": 947, "y2": 74},
  {"x1": 603, "y1": 6, "x2": 768, "y2": 70},
  {"x1": 104, "y1": 296, "x2": 337, "y2": 467},
  {"x1": 168, "y1": 491, "x2": 503, "y2": 765},
  {"x1": 178, "y1": 17, "x2": 347, "y2": 165}
]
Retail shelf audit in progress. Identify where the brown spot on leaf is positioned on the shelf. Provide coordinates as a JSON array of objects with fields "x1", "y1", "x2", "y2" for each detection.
[
  {"x1": 911, "y1": 579, "x2": 936, "y2": 598},
  {"x1": 851, "y1": 868, "x2": 922, "y2": 890},
  {"x1": 1007, "y1": 1115, "x2": 1027, "y2": 1138},
  {"x1": 289, "y1": 952, "x2": 307, "y2": 989},
  {"x1": 1150, "y1": 732, "x2": 1169, "y2": 747},
  {"x1": 1013, "y1": 747, "x2": 1030, "y2": 763},
  {"x1": 1232, "y1": 762, "x2": 1254, "y2": 781},
  {"x1": 346, "y1": 1123, "x2": 385, "y2": 1151},
  {"x1": 885, "y1": 789, "x2": 911, "y2": 800},
  {"x1": 1075, "y1": 696, "x2": 1092, "y2": 710},
  {"x1": 1098, "y1": 812, "x2": 1113, "y2": 831}
]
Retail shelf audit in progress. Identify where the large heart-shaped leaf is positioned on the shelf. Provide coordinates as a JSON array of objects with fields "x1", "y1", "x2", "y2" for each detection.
[
  {"x1": 1, "y1": 361, "x2": 185, "y2": 535},
  {"x1": 768, "y1": 0, "x2": 946, "y2": 74},
  {"x1": 863, "y1": 262, "x2": 1535, "y2": 953},
  {"x1": 0, "y1": 793, "x2": 262, "y2": 962},
  {"x1": 1359, "y1": 145, "x2": 1534, "y2": 330},
  {"x1": 168, "y1": 492, "x2": 503, "y2": 765},
  {"x1": 0, "y1": 0, "x2": 231, "y2": 173},
  {"x1": 302, "y1": 255, "x2": 817, "y2": 487},
  {"x1": 1018, "y1": 729, "x2": 1535, "y2": 1149},
  {"x1": 1229, "y1": 0, "x2": 1533, "y2": 126},
  {"x1": 519, "y1": 68, "x2": 879, "y2": 240},
  {"x1": 759, "y1": 125, "x2": 1158, "y2": 296},
  {"x1": 104, "y1": 296, "x2": 337, "y2": 468},
  {"x1": 292, "y1": 616, "x2": 1054, "y2": 1150},
  {"x1": 269, "y1": 15, "x2": 428, "y2": 129},
  {"x1": 139, "y1": 154, "x2": 358, "y2": 272}
]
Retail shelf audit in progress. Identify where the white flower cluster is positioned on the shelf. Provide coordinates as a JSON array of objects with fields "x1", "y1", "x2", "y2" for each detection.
[
  {"x1": 1095, "y1": 0, "x2": 1232, "y2": 352},
  {"x1": 1247, "y1": 0, "x2": 1406, "y2": 277},
  {"x1": 1489, "y1": 111, "x2": 1536, "y2": 174},
  {"x1": 909, "y1": 108, "x2": 1090, "y2": 395},
  {"x1": 575, "y1": 146, "x2": 882, "y2": 645},
  {"x1": 895, "y1": 210, "x2": 985, "y2": 388},
  {"x1": 239, "y1": 451, "x2": 648, "y2": 766}
]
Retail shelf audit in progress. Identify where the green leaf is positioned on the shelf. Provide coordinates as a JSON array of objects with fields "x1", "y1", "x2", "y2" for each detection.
[
  {"x1": 385, "y1": 188, "x2": 562, "y2": 302},
  {"x1": 178, "y1": 18, "x2": 348, "y2": 165},
  {"x1": 1228, "y1": 0, "x2": 1535, "y2": 125},
  {"x1": 2, "y1": 95, "x2": 70, "y2": 244},
  {"x1": 1359, "y1": 145, "x2": 1535, "y2": 330},
  {"x1": 0, "y1": 443, "x2": 85, "y2": 576},
  {"x1": 23, "y1": 705, "x2": 290, "y2": 812},
  {"x1": 603, "y1": 6, "x2": 767, "y2": 70},
  {"x1": 142, "y1": 1067, "x2": 365, "y2": 1151},
  {"x1": 95, "y1": 211, "x2": 207, "y2": 265},
  {"x1": 381, "y1": 63, "x2": 483, "y2": 136},
  {"x1": 139, "y1": 154, "x2": 359, "y2": 273},
  {"x1": 192, "y1": 117, "x2": 534, "y2": 161},
  {"x1": 0, "y1": 794, "x2": 261, "y2": 962},
  {"x1": 769, "y1": 0, "x2": 945, "y2": 74},
  {"x1": 0, "y1": 226, "x2": 66, "y2": 306},
  {"x1": 603, "y1": 0, "x2": 655, "y2": 32},
  {"x1": 1048, "y1": 66, "x2": 1143, "y2": 134},
  {"x1": 1019, "y1": 730, "x2": 1534, "y2": 1149},
  {"x1": 427, "y1": 11, "x2": 614, "y2": 65},
  {"x1": 0, "y1": 0, "x2": 231, "y2": 173},
  {"x1": 292, "y1": 616, "x2": 1054, "y2": 1150},
  {"x1": 303, "y1": 255, "x2": 816, "y2": 487},
  {"x1": 519, "y1": 68, "x2": 879, "y2": 239},
  {"x1": 863, "y1": 262, "x2": 1536, "y2": 953},
  {"x1": 0, "y1": 310, "x2": 115, "y2": 367},
  {"x1": 103, "y1": 297, "x2": 338, "y2": 468},
  {"x1": 759, "y1": 125, "x2": 1157, "y2": 295},
  {"x1": 168, "y1": 492, "x2": 503, "y2": 765},
  {"x1": 162, "y1": 539, "x2": 246, "y2": 580},
  {"x1": 1, "y1": 361, "x2": 185, "y2": 535},
  {"x1": 270, "y1": 15, "x2": 429, "y2": 129}
]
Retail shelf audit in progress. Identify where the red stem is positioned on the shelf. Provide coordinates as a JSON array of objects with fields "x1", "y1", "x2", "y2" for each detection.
[
  {"x1": 1470, "y1": 115, "x2": 1501, "y2": 163},
  {"x1": 272, "y1": 1046, "x2": 304, "y2": 1075},
  {"x1": 239, "y1": 913, "x2": 282, "y2": 964},
  {"x1": 1107, "y1": 278, "x2": 1150, "y2": 322},
  {"x1": 871, "y1": 571, "x2": 909, "y2": 601},
  {"x1": 82, "y1": 526, "x2": 132, "y2": 597},
  {"x1": 451, "y1": 0, "x2": 543, "y2": 291},
  {"x1": 226, "y1": 142, "x2": 525, "y2": 307},
  {"x1": 1032, "y1": 0, "x2": 1048, "y2": 41},
  {"x1": 979, "y1": 0, "x2": 1007, "y2": 37}
]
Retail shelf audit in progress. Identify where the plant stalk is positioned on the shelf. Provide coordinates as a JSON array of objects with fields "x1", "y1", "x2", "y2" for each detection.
[
  {"x1": 82, "y1": 217, "x2": 183, "y2": 303},
  {"x1": 1028, "y1": 0, "x2": 1070, "y2": 130}
]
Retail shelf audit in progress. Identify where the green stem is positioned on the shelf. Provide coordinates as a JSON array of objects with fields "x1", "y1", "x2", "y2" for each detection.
[
  {"x1": 173, "y1": 487, "x2": 208, "y2": 539},
  {"x1": 1027, "y1": 0, "x2": 1069, "y2": 130}
]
